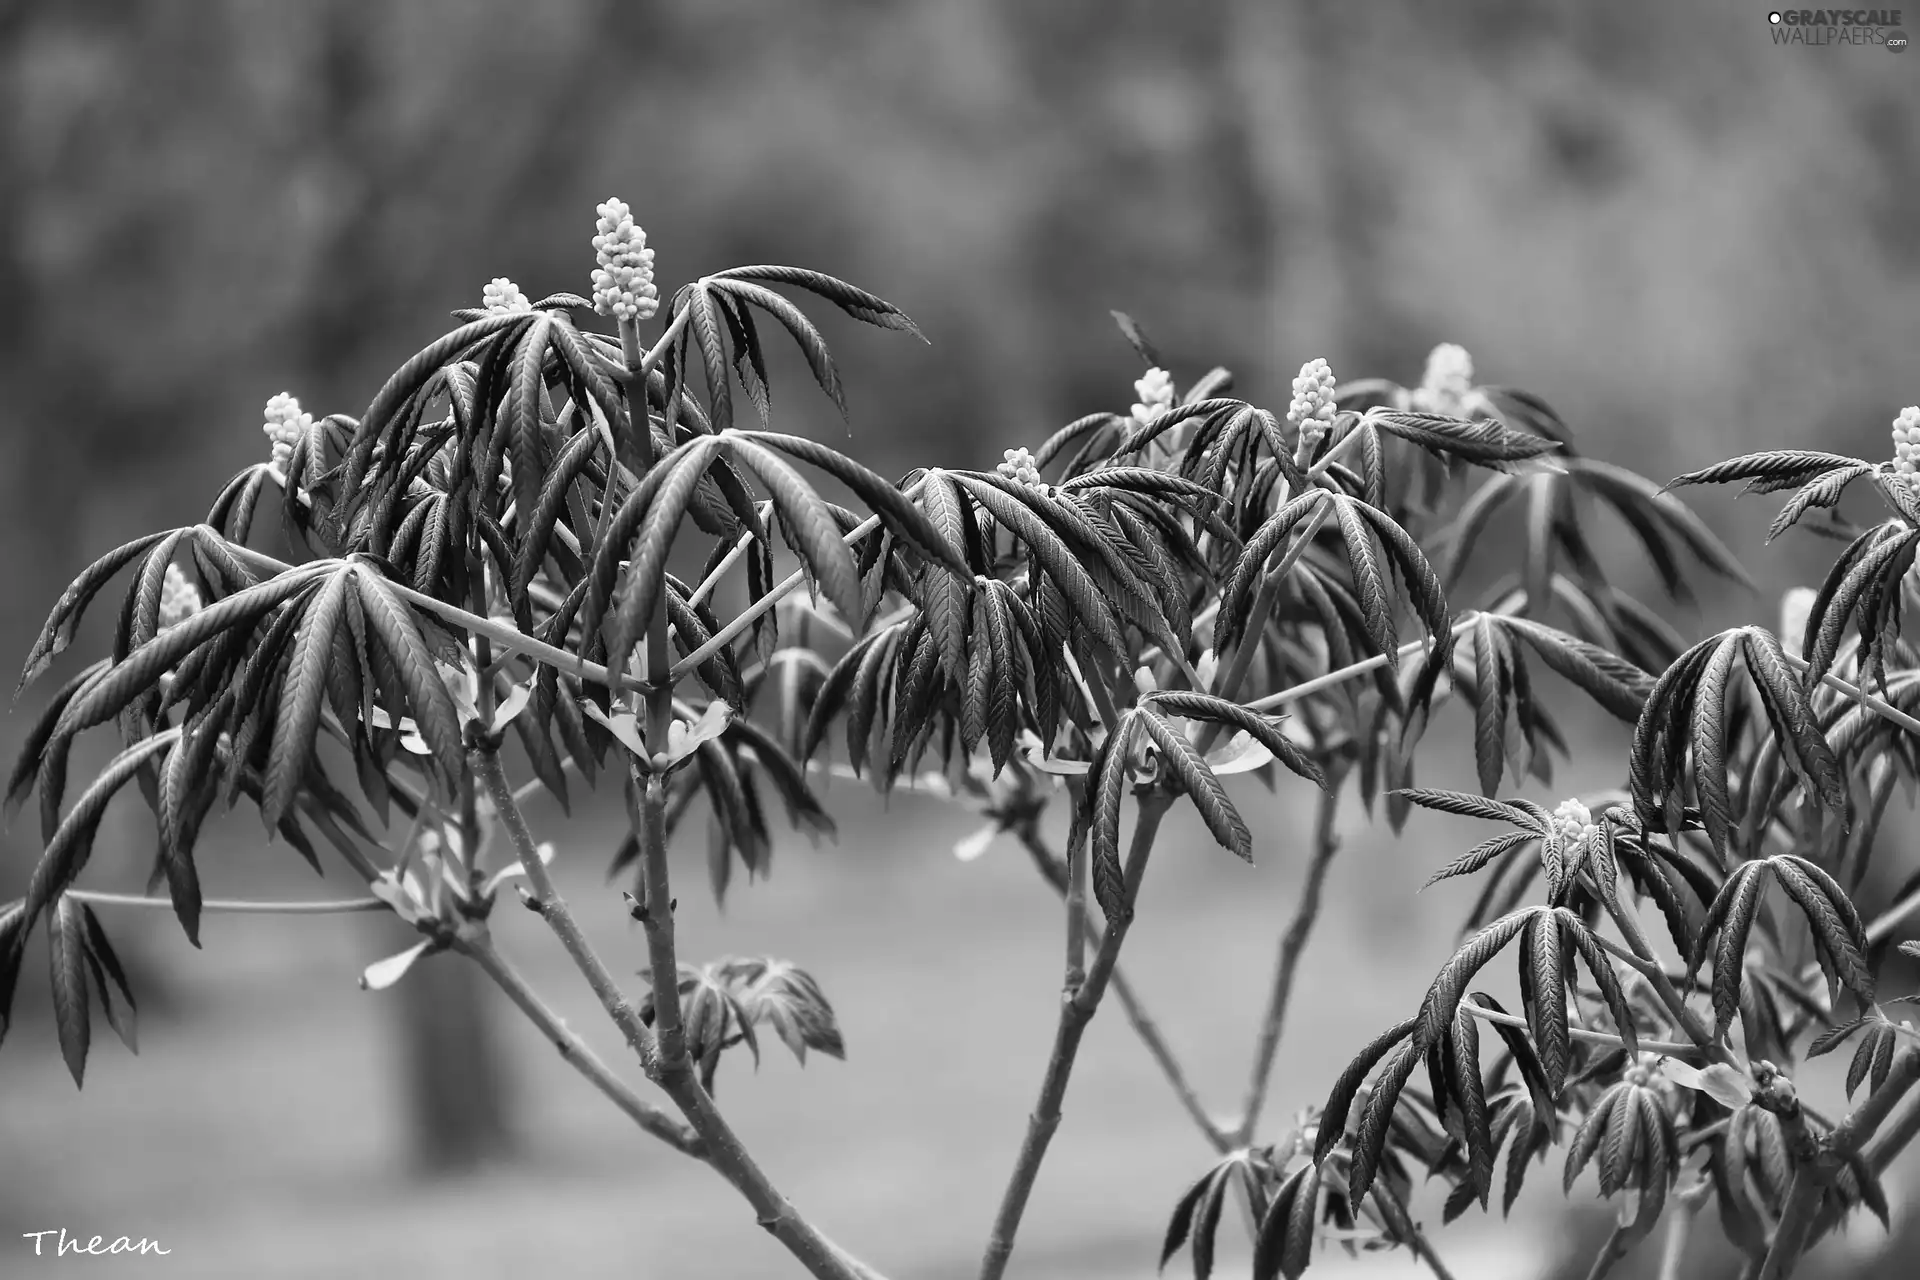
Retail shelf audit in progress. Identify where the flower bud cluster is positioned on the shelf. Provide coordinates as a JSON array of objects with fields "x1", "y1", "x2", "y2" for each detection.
[
  {"x1": 1130, "y1": 367, "x2": 1175, "y2": 426},
  {"x1": 1552, "y1": 797, "x2": 1596, "y2": 847},
  {"x1": 1412, "y1": 342, "x2": 1475, "y2": 417},
  {"x1": 1892, "y1": 406, "x2": 1920, "y2": 476},
  {"x1": 590, "y1": 198, "x2": 658, "y2": 323},
  {"x1": 482, "y1": 277, "x2": 532, "y2": 314},
  {"x1": 1622, "y1": 1052, "x2": 1664, "y2": 1089},
  {"x1": 262, "y1": 392, "x2": 312, "y2": 469},
  {"x1": 996, "y1": 447, "x2": 1046, "y2": 492},
  {"x1": 1287, "y1": 358, "x2": 1337, "y2": 450},
  {"x1": 158, "y1": 564, "x2": 202, "y2": 631}
]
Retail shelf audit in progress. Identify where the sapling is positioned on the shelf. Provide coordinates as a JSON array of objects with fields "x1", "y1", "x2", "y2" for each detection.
[{"x1": 5, "y1": 197, "x2": 1920, "y2": 1280}]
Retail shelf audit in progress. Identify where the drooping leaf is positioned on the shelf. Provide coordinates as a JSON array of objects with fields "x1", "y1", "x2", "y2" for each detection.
[
  {"x1": 262, "y1": 566, "x2": 354, "y2": 831},
  {"x1": 48, "y1": 894, "x2": 93, "y2": 1085},
  {"x1": 1144, "y1": 692, "x2": 1326, "y2": 789},
  {"x1": 1137, "y1": 706, "x2": 1250, "y2": 862},
  {"x1": 1315, "y1": 1016, "x2": 1419, "y2": 1162},
  {"x1": 17, "y1": 533, "x2": 170, "y2": 695}
]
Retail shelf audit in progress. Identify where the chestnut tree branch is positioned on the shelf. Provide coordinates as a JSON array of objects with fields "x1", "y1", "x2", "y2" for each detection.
[
  {"x1": 1232, "y1": 763, "x2": 1345, "y2": 1145},
  {"x1": 980, "y1": 790, "x2": 1171, "y2": 1280}
]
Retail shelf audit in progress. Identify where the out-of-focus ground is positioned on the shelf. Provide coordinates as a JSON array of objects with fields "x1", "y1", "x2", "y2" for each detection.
[{"x1": 4, "y1": 1, "x2": 1920, "y2": 1277}]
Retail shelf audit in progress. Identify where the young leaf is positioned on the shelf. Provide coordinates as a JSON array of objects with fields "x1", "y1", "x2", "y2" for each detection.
[
  {"x1": 18, "y1": 532, "x2": 170, "y2": 694},
  {"x1": 1143, "y1": 692, "x2": 1326, "y2": 788},
  {"x1": 48, "y1": 894, "x2": 92, "y2": 1086},
  {"x1": 727, "y1": 437, "x2": 864, "y2": 626},
  {"x1": 352, "y1": 568, "x2": 465, "y2": 785},
  {"x1": 262, "y1": 566, "x2": 354, "y2": 831},
  {"x1": 1137, "y1": 706, "x2": 1250, "y2": 862},
  {"x1": 1087, "y1": 722, "x2": 1138, "y2": 924},
  {"x1": 1315, "y1": 1016, "x2": 1418, "y2": 1161}
]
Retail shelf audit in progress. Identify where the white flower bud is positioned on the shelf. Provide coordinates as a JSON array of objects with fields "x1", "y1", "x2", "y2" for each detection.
[
  {"x1": 482, "y1": 277, "x2": 532, "y2": 314},
  {"x1": 158, "y1": 564, "x2": 202, "y2": 631},
  {"x1": 1780, "y1": 587, "x2": 1817, "y2": 660},
  {"x1": 1892, "y1": 406, "x2": 1920, "y2": 476},
  {"x1": 1552, "y1": 797, "x2": 1596, "y2": 847},
  {"x1": 262, "y1": 391, "x2": 313, "y2": 468},
  {"x1": 1130, "y1": 366, "x2": 1176, "y2": 426},
  {"x1": 590, "y1": 198, "x2": 659, "y2": 323},
  {"x1": 1286, "y1": 358, "x2": 1337, "y2": 451},
  {"x1": 994, "y1": 446, "x2": 1047, "y2": 492},
  {"x1": 1411, "y1": 343, "x2": 1475, "y2": 417}
]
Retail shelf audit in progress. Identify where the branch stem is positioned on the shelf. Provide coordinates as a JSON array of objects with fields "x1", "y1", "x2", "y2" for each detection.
[
  {"x1": 1232, "y1": 766, "x2": 1344, "y2": 1144},
  {"x1": 631, "y1": 766, "x2": 868, "y2": 1280},
  {"x1": 453, "y1": 930, "x2": 700, "y2": 1154},
  {"x1": 1015, "y1": 821, "x2": 1227, "y2": 1149},
  {"x1": 62, "y1": 890, "x2": 387, "y2": 915},
  {"x1": 1782, "y1": 648, "x2": 1920, "y2": 739},
  {"x1": 1601, "y1": 892, "x2": 1732, "y2": 1066},
  {"x1": 980, "y1": 792, "x2": 1170, "y2": 1280},
  {"x1": 1243, "y1": 611, "x2": 1488, "y2": 714},
  {"x1": 1865, "y1": 879, "x2": 1920, "y2": 946},
  {"x1": 478, "y1": 741, "x2": 871, "y2": 1280},
  {"x1": 1462, "y1": 1001, "x2": 1701, "y2": 1058},
  {"x1": 1756, "y1": 1048, "x2": 1920, "y2": 1280},
  {"x1": 1658, "y1": 1180, "x2": 1711, "y2": 1280},
  {"x1": 472, "y1": 744, "x2": 660, "y2": 1074}
]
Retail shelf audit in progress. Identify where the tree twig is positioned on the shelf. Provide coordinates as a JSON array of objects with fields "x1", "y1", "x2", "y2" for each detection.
[
  {"x1": 1015, "y1": 821, "x2": 1228, "y2": 1150},
  {"x1": 1461, "y1": 1001, "x2": 1700, "y2": 1058},
  {"x1": 1242, "y1": 610, "x2": 1490, "y2": 715},
  {"x1": 1600, "y1": 892, "x2": 1733, "y2": 1067},
  {"x1": 1232, "y1": 764, "x2": 1344, "y2": 1144},
  {"x1": 453, "y1": 929, "x2": 701, "y2": 1155},
  {"x1": 61, "y1": 890, "x2": 388, "y2": 915},
  {"x1": 980, "y1": 791, "x2": 1170, "y2": 1280},
  {"x1": 1755, "y1": 1049, "x2": 1920, "y2": 1280},
  {"x1": 1659, "y1": 1179, "x2": 1711, "y2": 1280},
  {"x1": 473, "y1": 743, "x2": 662, "y2": 1074},
  {"x1": 477, "y1": 741, "x2": 873, "y2": 1280}
]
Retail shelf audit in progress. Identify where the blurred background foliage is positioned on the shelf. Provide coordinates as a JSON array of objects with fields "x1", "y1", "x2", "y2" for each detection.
[{"x1": 3, "y1": 1, "x2": 1919, "y2": 1276}]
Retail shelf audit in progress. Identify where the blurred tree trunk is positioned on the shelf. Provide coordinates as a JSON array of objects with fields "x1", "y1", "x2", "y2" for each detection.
[{"x1": 391, "y1": 929, "x2": 518, "y2": 1174}]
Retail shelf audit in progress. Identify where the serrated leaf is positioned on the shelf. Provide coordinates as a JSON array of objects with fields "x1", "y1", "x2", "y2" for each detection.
[
  {"x1": 1498, "y1": 616, "x2": 1654, "y2": 722},
  {"x1": 17, "y1": 533, "x2": 171, "y2": 695},
  {"x1": 352, "y1": 569, "x2": 465, "y2": 784},
  {"x1": 949, "y1": 473, "x2": 1129, "y2": 666},
  {"x1": 1698, "y1": 861, "x2": 1772, "y2": 1040},
  {"x1": 48, "y1": 894, "x2": 92, "y2": 1086},
  {"x1": 1188, "y1": 1164, "x2": 1230, "y2": 1280},
  {"x1": 20, "y1": 732, "x2": 180, "y2": 939},
  {"x1": 1137, "y1": 707, "x2": 1250, "y2": 861},
  {"x1": 739, "y1": 431, "x2": 968, "y2": 576},
  {"x1": 728, "y1": 438, "x2": 864, "y2": 627},
  {"x1": 605, "y1": 436, "x2": 725, "y2": 680},
  {"x1": 1665, "y1": 451, "x2": 1867, "y2": 492},
  {"x1": 77, "y1": 905, "x2": 136, "y2": 1054},
  {"x1": 918, "y1": 473, "x2": 973, "y2": 685},
  {"x1": 1160, "y1": 1167, "x2": 1214, "y2": 1272},
  {"x1": 1424, "y1": 831, "x2": 1537, "y2": 888},
  {"x1": 1419, "y1": 907, "x2": 1540, "y2": 1050},
  {"x1": 1349, "y1": 1036, "x2": 1423, "y2": 1202},
  {"x1": 262, "y1": 566, "x2": 353, "y2": 831},
  {"x1": 1088, "y1": 723, "x2": 1136, "y2": 923},
  {"x1": 1144, "y1": 692, "x2": 1326, "y2": 788},
  {"x1": 1315, "y1": 1016, "x2": 1418, "y2": 1161}
]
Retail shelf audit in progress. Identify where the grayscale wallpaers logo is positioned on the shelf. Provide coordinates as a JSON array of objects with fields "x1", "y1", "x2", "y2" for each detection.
[{"x1": 1769, "y1": 9, "x2": 1908, "y2": 47}]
